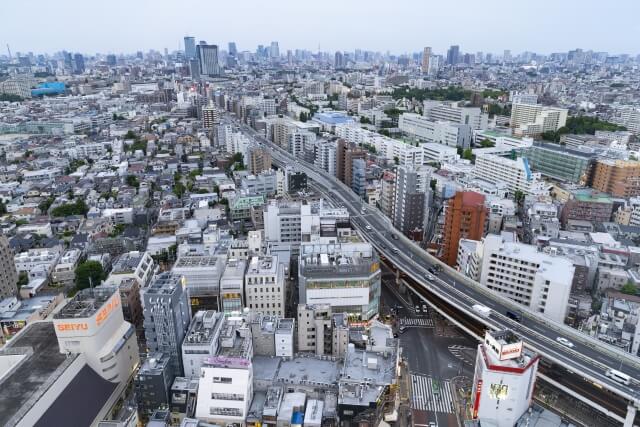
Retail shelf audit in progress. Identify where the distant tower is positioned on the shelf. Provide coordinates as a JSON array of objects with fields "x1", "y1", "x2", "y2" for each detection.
[
  {"x1": 184, "y1": 36, "x2": 196, "y2": 60},
  {"x1": 197, "y1": 43, "x2": 220, "y2": 76},
  {"x1": 421, "y1": 47, "x2": 431, "y2": 73},
  {"x1": 228, "y1": 42, "x2": 237, "y2": 57},
  {"x1": 0, "y1": 235, "x2": 17, "y2": 299}
]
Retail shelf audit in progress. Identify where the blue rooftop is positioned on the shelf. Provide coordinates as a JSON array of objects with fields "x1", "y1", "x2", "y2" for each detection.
[{"x1": 313, "y1": 111, "x2": 354, "y2": 125}]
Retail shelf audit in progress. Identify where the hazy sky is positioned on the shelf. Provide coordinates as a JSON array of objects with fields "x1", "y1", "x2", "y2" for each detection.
[{"x1": 2, "y1": 0, "x2": 639, "y2": 56}]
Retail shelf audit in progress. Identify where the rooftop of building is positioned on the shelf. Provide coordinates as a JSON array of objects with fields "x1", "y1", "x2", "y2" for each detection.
[
  {"x1": 138, "y1": 352, "x2": 171, "y2": 376},
  {"x1": 246, "y1": 255, "x2": 278, "y2": 275},
  {"x1": 570, "y1": 189, "x2": 613, "y2": 204},
  {"x1": 171, "y1": 376, "x2": 199, "y2": 392},
  {"x1": 276, "y1": 318, "x2": 295, "y2": 334},
  {"x1": 173, "y1": 254, "x2": 222, "y2": 268},
  {"x1": 111, "y1": 251, "x2": 148, "y2": 274},
  {"x1": 183, "y1": 310, "x2": 223, "y2": 346},
  {"x1": 54, "y1": 287, "x2": 116, "y2": 320},
  {"x1": 145, "y1": 272, "x2": 182, "y2": 295}
]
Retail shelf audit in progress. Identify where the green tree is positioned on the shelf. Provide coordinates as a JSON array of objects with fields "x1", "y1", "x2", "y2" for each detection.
[
  {"x1": 38, "y1": 197, "x2": 55, "y2": 214},
  {"x1": 299, "y1": 112, "x2": 307, "y2": 122},
  {"x1": 393, "y1": 156, "x2": 399, "y2": 165},
  {"x1": 51, "y1": 199, "x2": 89, "y2": 217},
  {"x1": 360, "y1": 116, "x2": 371, "y2": 124},
  {"x1": 430, "y1": 179, "x2": 437, "y2": 192},
  {"x1": 126, "y1": 175, "x2": 140, "y2": 188},
  {"x1": 173, "y1": 182, "x2": 186, "y2": 198},
  {"x1": 0, "y1": 94, "x2": 24, "y2": 102},
  {"x1": 479, "y1": 138, "x2": 495, "y2": 148},
  {"x1": 0, "y1": 200, "x2": 6, "y2": 215},
  {"x1": 514, "y1": 190, "x2": 525, "y2": 204},
  {"x1": 74, "y1": 261, "x2": 105, "y2": 291},
  {"x1": 17, "y1": 271, "x2": 29, "y2": 289},
  {"x1": 462, "y1": 148, "x2": 474, "y2": 161},
  {"x1": 621, "y1": 283, "x2": 638, "y2": 295}
]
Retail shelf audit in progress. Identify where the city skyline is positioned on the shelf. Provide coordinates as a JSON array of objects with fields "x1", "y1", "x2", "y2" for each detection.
[{"x1": 2, "y1": 0, "x2": 640, "y2": 56}]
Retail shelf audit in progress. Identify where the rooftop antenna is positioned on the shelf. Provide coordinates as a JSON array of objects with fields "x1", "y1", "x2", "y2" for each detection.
[{"x1": 6, "y1": 44, "x2": 11, "y2": 60}]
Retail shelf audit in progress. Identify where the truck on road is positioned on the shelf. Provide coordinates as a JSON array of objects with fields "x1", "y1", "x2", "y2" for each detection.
[{"x1": 472, "y1": 304, "x2": 491, "y2": 318}]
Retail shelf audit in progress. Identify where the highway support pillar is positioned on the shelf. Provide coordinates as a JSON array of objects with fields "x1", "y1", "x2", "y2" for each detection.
[{"x1": 624, "y1": 405, "x2": 637, "y2": 427}]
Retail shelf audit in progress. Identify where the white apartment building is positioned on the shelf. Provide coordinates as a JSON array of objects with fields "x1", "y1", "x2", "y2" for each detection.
[
  {"x1": 421, "y1": 142, "x2": 459, "y2": 163},
  {"x1": 195, "y1": 318, "x2": 253, "y2": 426},
  {"x1": 101, "y1": 207, "x2": 134, "y2": 224},
  {"x1": 287, "y1": 130, "x2": 315, "y2": 158},
  {"x1": 245, "y1": 255, "x2": 285, "y2": 317},
  {"x1": 474, "y1": 153, "x2": 547, "y2": 195},
  {"x1": 314, "y1": 140, "x2": 336, "y2": 176},
  {"x1": 510, "y1": 103, "x2": 568, "y2": 137},
  {"x1": 22, "y1": 168, "x2": 63, "y2": 183},
  {"x1": 51, "y1": 249, "x2": 82, "y2": 287},
  {"x1": 479, "y1": 234, "x2": 574, "y2": 323},
  {"x1": 424, "y1": 101, "x2": 488, "y2": 130},
  {"x1": 399, "y1": 113, "x2": 473, "y2": 148},
  {"x1": 181, "y1": 310, "x2": 224, "y2": 378},
  {"x1": 615, "y1": 108, "x2": 640, "y2": 134}
]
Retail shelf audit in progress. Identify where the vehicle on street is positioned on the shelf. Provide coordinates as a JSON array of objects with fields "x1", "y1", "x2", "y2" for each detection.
[
  {"x1": 391, "y1": 233, "x2": 398, "y2": 240},
  {"x1": 605, "y1": 369, "x2": 631, "y2": 385},
  {"x1": 415, "y1": 306, "x2": 420, "y2": 313},
  {"x1": 365, "y1": 225, "x2": 372, "y2": 230},
  {"x1": 556, "y1": 337, "x2": 574, "y2": 348},
  {"x1": 472, "y1": 304, "x2": 492, "y2": 318},
  {"x1": 506, "y1": 310, "x2": 522, "y2": 322}
]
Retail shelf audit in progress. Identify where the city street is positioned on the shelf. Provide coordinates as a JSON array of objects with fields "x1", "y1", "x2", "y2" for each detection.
[{"x1": 382, "y1": 275, "x2": 476, "y2": 427}]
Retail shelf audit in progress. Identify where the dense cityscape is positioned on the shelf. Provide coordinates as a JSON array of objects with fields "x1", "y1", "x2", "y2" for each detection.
[{"x1": 1, "y1": 8, "x2": 640, "y2": 427}]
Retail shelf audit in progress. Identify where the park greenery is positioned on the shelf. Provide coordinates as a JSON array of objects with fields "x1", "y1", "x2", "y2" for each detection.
[
  {"x1": 74, "y1": 260, "x2": 106, "y2": 291},
  {"x1": 51, "y1": 199, "x2": 89, "y2": 217},
  {"x1": 542, "y1": 116, "x2": 626, "y2": 143}
]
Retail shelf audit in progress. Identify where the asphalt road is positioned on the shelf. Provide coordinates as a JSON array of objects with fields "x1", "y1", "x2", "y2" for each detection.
[{"x1": 239, "y1": 121, "x2": 640, "y2": 410}]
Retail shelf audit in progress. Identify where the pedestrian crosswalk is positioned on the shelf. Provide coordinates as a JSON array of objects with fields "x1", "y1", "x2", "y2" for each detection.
[
  {"x1": 410, "y1": 374, "x2": 455, "y2": 413},
  {"x1": 400, "y1": 317, "x2": 434, "y2": 327}
]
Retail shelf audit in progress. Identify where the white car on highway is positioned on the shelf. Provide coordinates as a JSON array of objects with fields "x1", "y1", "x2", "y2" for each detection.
[{"x1": 556, "y1": 337, "x2": 574, "y2": 348}]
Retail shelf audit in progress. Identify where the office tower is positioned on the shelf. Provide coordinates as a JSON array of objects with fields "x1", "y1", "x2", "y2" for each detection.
[
  {"x1": 106, "y1": 54, "x2": 117, "y2": 66},
  {"x1": 591, "y1": 159, "x2": 640, "y2": 197},
  {"x1": 479, "y1": 234, "x2": 574, "y2": 323},
  {"x1": 471, "y1": 330, "x2": 539, "y2": 426},
  {"x1": 220, "y1": 259, "x2": 247, "y2": 313},
  {"x1": 245, "y1": 255, "x2": 285, "y2": 317},
  {"x1": 441, "y1": 191, "x2": 486, "y2": 266},
  {"x1": 503, "y1": 49, "x2": 512, "y2": 63},
  {"x1": 446, "y1": 45, "x2": 460, "y2": 65},
  {"x1": 72, "y1": 53, "x2": 85, "y2": 74},
  {"x1": 287, "y1": 49, "x2": 293, "y2": 65},
  {"x1": 298, "y1": 241, "x2": 381, "y2": 320},
  {"x1": 184, "y1": 36, "x2": 196, "y2": 60},
  {"x1": 392, "y1": 165, "x2": 432, "y2": 236},
  {"x1": 189, "y1": 58, "x2": 200, "y2": 80},
  {"x1": 228, "y1": 42, "x2": 237, "y2": 56},
  {"x1": 334, "y1": 51, "x2": 344, "y2": 68},
  {"x1": 510, "y1": 103, "x2": 568, "y2": 137},
  {"x1": 246, "y1": 145, "x2": 273, "y2": 175},
  {"x1": 197, "y1": 43, "x2": 220, "y2": 76},
  {"x1": 0, "y1": 235, "x2": 17, "y2": 299},
  {"x1": 143, "y1": 273, "x2": 192, "y2": 377},
  {"x1": 421, "y1": 46, "x2": 431, "y2": 73},
  {"x1": 172, "y1": 254, "x2": 225, "y2": 312},
  {"x1": 269, "y1": 41, "x2": 279, "y2": 59}
]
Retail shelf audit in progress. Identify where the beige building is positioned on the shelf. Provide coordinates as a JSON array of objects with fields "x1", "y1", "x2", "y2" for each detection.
[
  {"x1": 510, "y1": 102, "x2": 567, "y2": 137},
  {"x1": 591, "y1": 159, "x2": 640, "y2": 198}
]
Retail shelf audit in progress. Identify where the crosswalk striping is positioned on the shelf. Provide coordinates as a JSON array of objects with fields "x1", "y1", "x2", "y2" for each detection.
[
  {"x1": 448, "y1": 345, "x2": 475, "y2": 365},
  {"x1": 410, "y1": 374, "x2": 455, "y2": 413},
  {"x1": 400, "y1": 317, "x2": 434, "y2": 327}
]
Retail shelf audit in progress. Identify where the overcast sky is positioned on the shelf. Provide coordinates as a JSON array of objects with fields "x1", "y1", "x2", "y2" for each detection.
[{"x1": 2, "y1": 0, "x2": 638, "y2": 56}]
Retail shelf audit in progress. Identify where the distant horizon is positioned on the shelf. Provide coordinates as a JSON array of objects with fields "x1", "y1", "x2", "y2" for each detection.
[{"x1": 2, "y1": 0, "x2": 639, "y2": 56}]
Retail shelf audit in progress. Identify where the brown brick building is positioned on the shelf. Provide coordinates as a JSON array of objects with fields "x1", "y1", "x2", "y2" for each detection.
[
  {"x1": 336, "y1": 139, "x2": 366, "y2": 188},
  {"x1": 441, "y1": 191, "x2": 486, "y2": 267},
  {"x1": 591, "y1": 159, "x2": 640, "y2": 197}
]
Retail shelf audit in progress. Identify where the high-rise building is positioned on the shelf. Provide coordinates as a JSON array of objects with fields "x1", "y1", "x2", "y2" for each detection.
[
  {"x1": 441, "y1": 191, "x2": 486, "y2": 266},
  {"x1": 446, "y1": 45, "x2": 460, "y2": 65},
  {"x1": 336, "y1": 139, "x2": 365, "y2": 188},
  {"x1": 246, "y1": 145, "x2": 273, "y2": 175},
  {"x1": 143, "y1": 273, "x2": 192, "y2": 377},
  {"x1": 245, "y1": 255, "x2": 285, "y2": 317},
  {"x1": 228, "y1": 42, "x2": 237, "y2": 57},
  {"x1": 0, "y1": 235, "x2": 17, "y2": 299},
  {"x1": 474, "y1": 153, "x2": 547, "y2": 195},
  {"x1": 591, "y1": 159, "x2": 640, "y2": 198},
  {"x1": 479, "y1": 234, "x2": 574, "y2": 322},
  {"x1": 510, "y1": 103, "x2": 568, "y2": 137},
  {"x1": 181, "y1": 310, "x2": 224, "y2": 378},
  {"x1": 197, "y1": 43, "x2": 220, "y2": 76},
  {"x1": 269, "y1": 41, "x2": 280, "y2": 60},
  {"x1": 135, "y1": 352, "x2": 174, "y2": 418},
  {"x1": 423, "y1": 101, "x2": 488, "y2": 130},
  {"x1": 184, "y1": 36, "x2": 196, "y2": 60},
  {"x1": 106, "y1": 54, "x2": 117, "y2": 66},
  {"x1": 392, "y1": 165, "x2": 432, "y2": 236},
  {"x1": 421, "y1": 46, "x2": 431, "y2": 73},
  {"x1": 471, "y1": 330, "x2": 539, "y2": 426},
  {"x1": 73, "y1": 53, "x2": 85, "y2": 74},
  {"x1": 334, "y1": 51, "x2": 344, "y2": 68},
  {"x1": 189, "y1": 58, "x2": 200, "y2": 80},
  {"x1": 202, "y1": 103, "x2": 220, "y2": 130}
]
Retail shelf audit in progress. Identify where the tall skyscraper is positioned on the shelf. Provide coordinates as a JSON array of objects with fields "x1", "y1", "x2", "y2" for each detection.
[
  {"x1": 0, "y1": 235, "x2": 17, "y2": 299},
  {"x1": 421, "y1": 46, "x2": 431, "y2": 73},
  {"x1": 334, "y1": 51, "x2": 344, "y2": 68},
  {"x1": 446, "y1": 45, "x2": 460, "y2": 65},
  {"x1": 269, "y1": 41, "x2": 280, "y2": 60},
  {"x1": 228, "y1": 42, "x2": 237, "y2": 56},
  {"x1": 73, "y1": 53, "x2": 85, "y2": 74},
  {"x1": 197, "y1": 43, "x2": 220, "y2": 76},
  {"x1": 184, "y1": 36, "x2": 196, "y2": 60},
  {"x1": 441, "y1": 191, "x2": 486, "y2": 266},
  {"x1": 143, "y1": 272, "x2": 192, "y2": 377}
]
